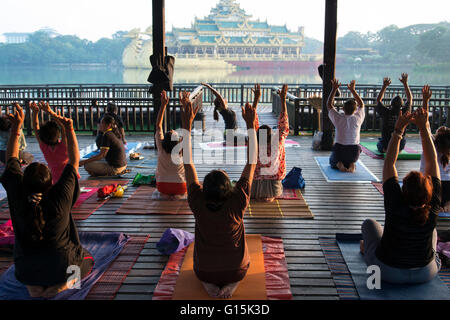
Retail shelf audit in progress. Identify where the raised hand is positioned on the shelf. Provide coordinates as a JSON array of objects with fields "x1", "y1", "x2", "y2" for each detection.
[
  {"x1": 331, "y1": 79, "x2": 341, "y2": 91},
  {"x1": 383, "y1": 77, "x2": 392, "y2": 87},
  {"x1": 160, "y1": 90, "x2": 169, "y2": 106},
  {"x1": 180, "y1": 100, "x2": 199, "y2": 132},
  {"x1": 422, "y1": 85, "x2": 432, "y2": 101},
  {"x1": 410, "y1": 107, "x2": 429, "y2": 131},
  {"x1": 347, "y1": 80, "x2": 356, "y2": 92},
  {"x1": 38, "y1": 101, "x2": 53, "y2": 114},
  {"x1": 394, "y1": 110, "x2": 414, "y2": 133},
  {"x1": 7, "y1": 103, "x2": 25, "y2": 129},
  {"x1": 277, "y1": 84, "x2": 288, "y2": 100},
  {"x1": 252, "y1": 83, "x2": 261, "y2": 104},
  {"x1": 241, "y1": 102, "x2": 256, "y2": 129},
  {"x1": 29, "y1": 101, "x2": 39, "y2": 113},
  {"x1": 399, "y1": 73, "x2": 408, "y2": 86}
]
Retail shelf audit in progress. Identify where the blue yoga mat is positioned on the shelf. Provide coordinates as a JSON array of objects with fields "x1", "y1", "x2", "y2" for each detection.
[
  {"x1": 337, "y1": 237, "x2": 450, "y2": 300},
  {"x1": 315, "y1": 157, "x2": 379, "y2": 183},
  {"x1": 0, "y1": 232, "x2": 129, "y2": 300},
  {"x1": 83, "y1": 142, "x2": 143, "y2": 159}
]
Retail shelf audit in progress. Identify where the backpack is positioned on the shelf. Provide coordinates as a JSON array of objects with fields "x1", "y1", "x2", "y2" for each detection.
[{"x1": 282, "y1": 167, "x2": 306, "y2": 189}]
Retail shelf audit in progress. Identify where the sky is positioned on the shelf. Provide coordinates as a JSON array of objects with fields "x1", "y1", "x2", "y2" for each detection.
[{"x1": 0, "y1": 0, "x2": 449, "y2": 42}]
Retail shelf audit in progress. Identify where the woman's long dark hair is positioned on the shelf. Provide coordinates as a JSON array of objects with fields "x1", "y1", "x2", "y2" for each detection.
[
  {"x1": 102, "y1": 114, "x2": 123, "y2": 142},
  {"x1": 23, "y1": 163, "x2": 53, "y2": 243},
  {"x1": 434, "y1": 127, "x2": 450, "y2": 168},
  {"x1": 402, "y1": 171, "x2": 433, "y2": 226},
  {"x1": 203, "y1": 170, "x2": 234, "y2": 212}
]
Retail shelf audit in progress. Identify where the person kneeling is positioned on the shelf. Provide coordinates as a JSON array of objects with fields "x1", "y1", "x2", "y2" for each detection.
[
  {"x1": 80, "y1": 115, "x2": 127, "y2": 177},
  {"x1": 327, "y1": 79, "x2": 365, "y2": 173},
  {"x1": 180, "y1": 96, "x2": 258, "y2": 299}
]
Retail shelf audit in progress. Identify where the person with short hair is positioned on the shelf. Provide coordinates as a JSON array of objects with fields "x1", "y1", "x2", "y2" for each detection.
[
  {"x1": 80, "y1": 115, "x2": 127, "y2": 177},
  {"x1": 1, "y1": 103, "x2": 94, "y2": 299},
  {"x1": 376, "y1": 74, "x2": 413, "y2": 153},
  {"x1": 30, "y1": 101, "x2": 80, "y2": 184},
  {"x1": 180, "y1": 94, "x2": 258, "y2": 299},
  {"x1": 154, "y1": 90, "x2": 186, "y2": 196},
  {"x1": 361, "y1": 85, "x2": 442, "y2": 284},
  {"x1": 327, "y1": 79, "x2": 365, "y2": 173}
]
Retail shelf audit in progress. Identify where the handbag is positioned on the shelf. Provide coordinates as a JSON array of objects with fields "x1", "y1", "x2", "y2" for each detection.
[{"x1": 156, "y1": 228, "x2": 195, "y2": 255}]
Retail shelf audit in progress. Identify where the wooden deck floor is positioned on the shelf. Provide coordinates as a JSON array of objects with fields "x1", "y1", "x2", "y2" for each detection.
[{"x1": 1, "y1": 106, "x2": 449, "y2": 300}]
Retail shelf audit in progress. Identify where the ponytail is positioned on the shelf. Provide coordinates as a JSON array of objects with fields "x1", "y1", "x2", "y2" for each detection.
[
  {"x1": 410, "y1": 204, "x2": 431, "y2": 226},
  {"x1": 27, "y1": 193, "x2": 45, "y2": 242},
  {"x1": 402, "y1": 171, "x2": 433, "y2": 226},
  {"x1": 213, "y1": 107, "x2": 219, "y2": 122}
]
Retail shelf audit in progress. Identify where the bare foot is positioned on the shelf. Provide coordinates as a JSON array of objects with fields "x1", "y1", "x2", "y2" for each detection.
[
  {"x1": 360, "y1": 240, "x2": 365, "y2": 255},
  {"x1": 263, "y1": 197, "x2": 275, "y2": 202},
  {"x1": 42, "y1": 283, "x2": 70, "y2": 299},
  {"x1": 348, "y1": 163, "x2": 356, "y2": 173},
  {"x1": 201, "y1": 281, "x2": 221, "y2": 298},
  {"x1": 26, "y1": 285, "x2": 45, "y2": 298},
  {"x1": 337, "y1": 162, "x2": 348, "y2": 172},
  {"x1": 217, "y1": 281, "x2": 241, "y2": 299}
]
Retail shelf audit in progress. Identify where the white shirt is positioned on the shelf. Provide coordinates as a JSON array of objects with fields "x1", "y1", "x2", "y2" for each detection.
[
  {"x1": 155, "y1": 130, "x2": 186, "y2": 183},
  {"x1": 328, "y1": 107, "x2": 365, "y2": 145},
  {"x1": 420, "y1": 152, "x2": 450, "y2": 181}
]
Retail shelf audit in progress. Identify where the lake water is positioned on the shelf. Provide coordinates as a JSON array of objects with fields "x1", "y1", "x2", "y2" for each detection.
[{"x1": 0, "y1": 64, "x2": 449, "y2": 86}]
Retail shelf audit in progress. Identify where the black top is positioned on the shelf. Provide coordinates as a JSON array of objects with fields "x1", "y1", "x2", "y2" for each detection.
[
  {"x1": 219, "y1": 108, "x2": 237, "y2": 130},
  {"x1": 376, "y1": 101, "x2": 409, "y2": 146},
  {"x1": 376, "y1": 176, "x2": 441, "y2": 269},
  {"x1": 1, "y1": 158, "x2": 90, "y2": 286},
  {"x1": 100, "y1": 130, "x2": 127, "y2": 168}
]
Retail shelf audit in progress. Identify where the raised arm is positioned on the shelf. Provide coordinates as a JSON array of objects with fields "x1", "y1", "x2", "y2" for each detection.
[
  {"x1": 181, "y1": 98, "x2": 200, "y2": 188},
  {"x1": 30, "y1": 102, "x2": 41, "y2": 143},
  {"x1": 399, "y1": 73, "x2": 413, "y2": 112},
  {"x1": 6, "y1": 103, "x2": 25, "y2": 161},
  {"x1": 156, "y1": 90, "x2": 169, "y2": 134},
  {"x1": 202, "y1": 83, "x2": 226, "y2": 110},
  {"x1": 383, "y1": 110, "x2": 414, "y2": 182},
  {"x1": 40, "y1": 102, "x2": 67, "y2": 146},
  {"x1": 278, "y1": 84, "x2": 288, "y2": 115},
  {"x1": 240, "y1": 102, "x2": 258, "y2": 185},
  {"x1": 413, "y1": 86, "x2": 438, "y2": 178},
  {"x1": 377, "y1": 77, "x2": 391, "y2": 104},
  {"x1": 52, "y1": 112, "x2": 79, "y2": 171},
  {"x1": 327, "y1": 79, "x2": 341, "y2": 111},
  {"x1": 347, "y1": 80, "x2": 364, "y2": 109}
]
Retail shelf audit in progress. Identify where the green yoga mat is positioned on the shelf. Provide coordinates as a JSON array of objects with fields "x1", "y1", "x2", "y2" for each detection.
[{"x1": 360, "y1": 141, "x2": 421, "y2": 160}]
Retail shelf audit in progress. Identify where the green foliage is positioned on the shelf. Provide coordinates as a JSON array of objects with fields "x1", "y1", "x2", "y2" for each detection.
[{"x1": 0, "y1": 31, "x2": 131, "y2": 66}]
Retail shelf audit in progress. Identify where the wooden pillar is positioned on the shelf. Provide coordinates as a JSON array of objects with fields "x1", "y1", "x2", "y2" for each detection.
[
  {"x1": 321, "y1": 0, "x2": 338, "y2": 150},
  {"x1": 152, "y1": 0, "x2": 166, "y2": 131}
]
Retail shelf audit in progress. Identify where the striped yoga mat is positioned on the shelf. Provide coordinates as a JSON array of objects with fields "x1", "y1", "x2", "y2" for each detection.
[{"x1": 116, "y1": 186, "x2": 313, "y2": 219}]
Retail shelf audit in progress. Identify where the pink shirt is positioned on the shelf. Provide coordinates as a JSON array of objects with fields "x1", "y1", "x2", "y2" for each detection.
[
  {"x1": 39, "y1": 140, "x2": 80, "y2": 183},
  {"x1": 254, "y1": 112, "x2": 290, "y2": 181}
]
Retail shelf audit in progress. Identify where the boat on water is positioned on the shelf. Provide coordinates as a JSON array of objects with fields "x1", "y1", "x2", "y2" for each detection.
[{"x1": 122, "y1": 0, "x2": 322, "y2": 71}]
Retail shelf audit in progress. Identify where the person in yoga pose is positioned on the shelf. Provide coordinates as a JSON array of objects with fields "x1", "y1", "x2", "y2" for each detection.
[
  {"x1": 80, "y1": 115, "x2": 127, "y2": 177},
  {"x1": 95, "y1": 102, "x2": 126, "y2": 148},
  {"x1": 251, "y1": 84, "x2": 290, "y2": 201},
  {"x1": 154, "y1": 90, "x2": 186, "y2": 197},
  {"x1": 202, "y1": 83, "x2": 237, "y2": 131},
  {"x1": 180, "y1": 94, "x2": 258, "y2": 299},
  {"x1": 420, "y1": 126, "x2": 450, "y2": 212},
  {"x1": 376, "y1": 74, "x2": 413, "y2": 153},
  {"x1": 361, "y1": 85, "x2": 442, "y2": 284},
  {"x1": 30, "y1": 101, "x2": 80, "y2": 184},
  {"x1": 0, "y1": 116, "x2": 34, "y2": 166},
  {"x1": 1, "y1": 103, "x2": 94, "y2": 298},
  {"x1": 327, "y1": 79, "x2": 365, "y2": 173}
]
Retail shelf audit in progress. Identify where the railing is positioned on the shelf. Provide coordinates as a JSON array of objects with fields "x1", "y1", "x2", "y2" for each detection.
[
  {"x1": 0, "y1": 83, "x2": 449, "y2": 135},
  {"x1": 272, "y1": 86, "x2": 450, "y2": 135}
]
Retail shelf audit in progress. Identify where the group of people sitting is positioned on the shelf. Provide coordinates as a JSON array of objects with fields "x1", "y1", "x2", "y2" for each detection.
[{"x1": 0, "y1": 77, "x2": 449, "y2": 299}]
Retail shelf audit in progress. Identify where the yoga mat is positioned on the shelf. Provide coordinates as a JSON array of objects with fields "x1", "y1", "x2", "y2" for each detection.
[
  {"x1": 372, "y1": 182, "x2": 450, "y2": 219},
  {"x1": 360, "y1": 141, "x2": 421, "y2": 160},
  {"x1": 116, "y1": 186, "x2": 314, "y2": 219},
  {"x1": 0, "y1": 220, "x2": 14, "y2": 248},
  {"x1": 199, "y1": 139, "x2": 300, "y2": 151},
  {"x1": 172, "y1": 234, "x2": 267, "y2": 300},
  {"x1": 0, "y1": 232, "x2": 130, "y2": 300},
  {"x1": 336, "y1": 236, "x2": 450, "y2": 300},
  {"x1": 153, "y1": 236, "x2": 292, "y2": 300},
  {"x1": 277, "y1": 188, "x2": 302, "y2": 200},
  {"x1": 315, "y1": 157, "x2": 379, "y2": 183},
  {"x1": 83, "y1": 142, "x2": 146, "y2": 159}
]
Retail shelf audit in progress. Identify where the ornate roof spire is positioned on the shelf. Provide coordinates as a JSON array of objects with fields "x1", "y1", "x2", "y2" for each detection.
[{"x1": 207, "y1": 0, "x2": 251, "y2": 21}]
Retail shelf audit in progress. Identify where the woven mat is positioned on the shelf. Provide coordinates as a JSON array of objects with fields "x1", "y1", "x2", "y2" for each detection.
[{"x1": 116, "y1": 186, "x2": 314, "y2": 219}]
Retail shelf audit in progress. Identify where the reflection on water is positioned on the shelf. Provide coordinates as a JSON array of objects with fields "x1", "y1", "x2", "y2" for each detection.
[{"x1": 0, "y1": 65, "x2": 449, "y2": 86}]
